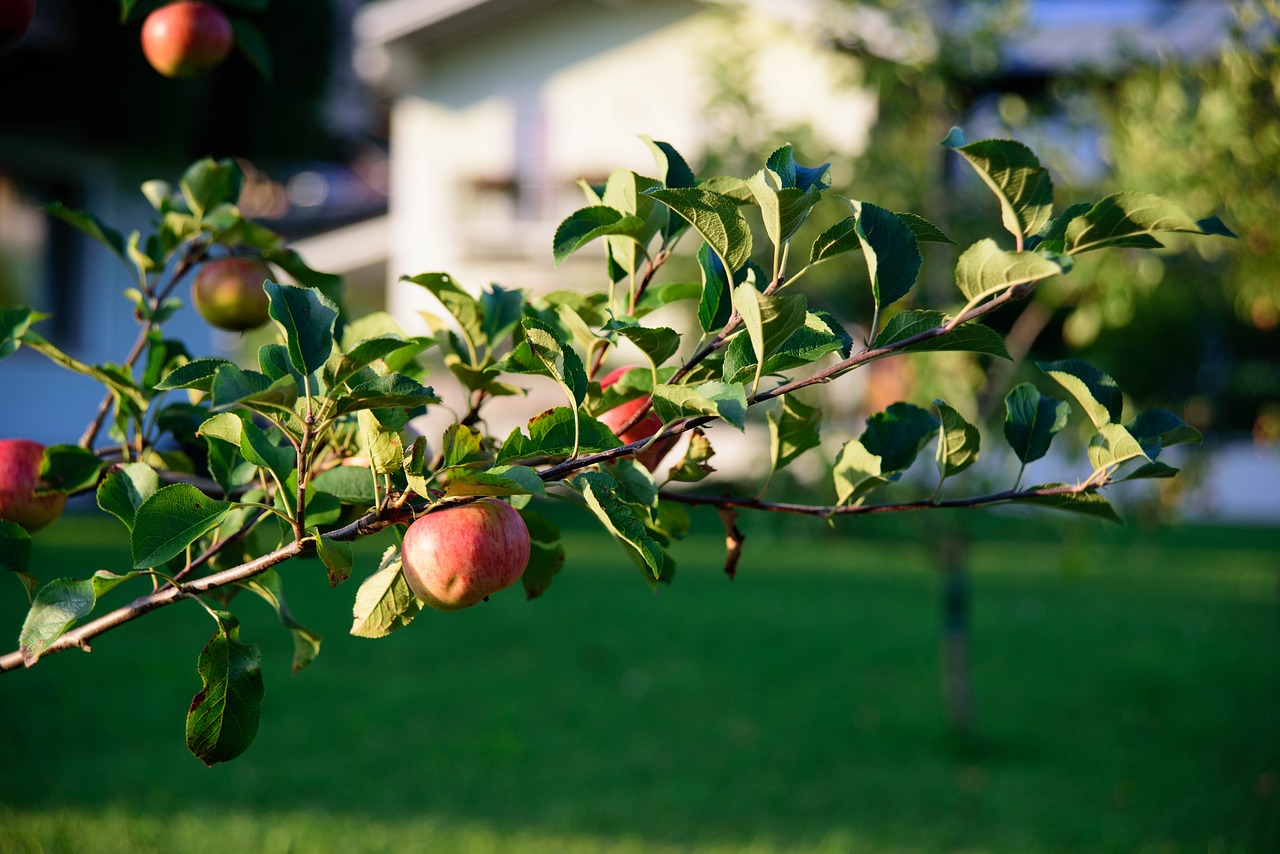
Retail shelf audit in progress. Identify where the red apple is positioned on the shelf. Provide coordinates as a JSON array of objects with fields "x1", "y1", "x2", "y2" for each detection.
[
  {"x1": 191, "y1": 257, "x2": 272, "y2": 331},
  {"x1": 0, "y1": 439, "x2": 66, "y2": 533},
  {"x1": 140, "y1": 1, "x2": 233, "y2": 79},
  {"x1": 401, "y1": 499, "x2": 530, "y2": 611},
  {"x1": 597, "y1": 366, "x2": 677, "y2": 472},
  {"x1": 0, "y1": 0, "x2": 34, "y2": 50}
]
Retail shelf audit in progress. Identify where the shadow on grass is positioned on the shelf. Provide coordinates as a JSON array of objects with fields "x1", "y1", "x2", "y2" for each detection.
[{"x1": 1, "y1": 512, "x2": 1277, "y2": 853}]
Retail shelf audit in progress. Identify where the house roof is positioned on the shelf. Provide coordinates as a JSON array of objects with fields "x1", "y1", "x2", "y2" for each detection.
[{"x1": 355, "y1": 0, "x2": 564, "y2": 50}]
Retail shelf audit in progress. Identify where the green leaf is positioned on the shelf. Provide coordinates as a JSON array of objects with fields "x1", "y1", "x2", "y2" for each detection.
[
  {"x1": 240, "y1": 569, "x2": 322, "y2": 674},
  {"x1": 312, "y1": 532, "x2": 353, "y2": 588},
  {"x1": 1011, "y1": 486, "x2": 1121, "y2": 523},
  {"x1": 265, "y1": 282, "x2": 339, "y2": 379},
  {"x1": 43, "y1": 202, "x2": 126, "y2": 262},
  {"x1": 604, "y1": 321, "x2": 681, "y2": 368},
  {"x1": 944, "y1": 136, "x2": 1053, "y2": 242},
  {"x1": 765, "y1": 144, "x2": 831, "y2": 191},
  {"x1": 405, "y1": 272, "x2": 487, "y2": 358},
  {"x1": 633, "y1": 281, "x2": 700, "y2": 319},
  {"x1": 358, "y1": 409, "x2": 404, "y2": 476},
  {"x1": 0, "y1": 305, "x2": 43, "y2": 361},
  {"x1": 1126, "y1": 408, "x2": 1202, "y2": 456},
  {"x1": 552, "y1": 206, "x2": 645, "y2": 266},
  {"x1": 325, "y1": 334, "x2": 433, "y2": 390},
  {"x1": 1087, "y1": 423, "x2": 1150, "y2": 472},
  {"x1": 872, "y1": 310, "x2": 1010, "y2": 359},
  {"x1": 332, "y1": 373, "x2": 440, "y2": 416},
  {"x1": 479, "y1": 283, "x2": 525, "y2": 347},
  {"x1": 603, "y1": 169, "x2": 665, "y2": 275},
  {"x1": 155, "y1": 358, "x2": 234, "y2": 393},
  {"x1": 441, "y1": 424, "x2": 486, "y2": 468},
  {"x1": 809, "y1": 216, "x2": 862, "y2": 266},
  {"x1": 604, "y1": 458, "x2": 659, "y2": 509},
  {"x1": 722, "y1": 310, "x2": 852, "y2": 384},
  {"x1": 38, "y1": 444, "x2": 105, "y2": 494},
  {"x1": 1117, "y1": 462, "x2": 1180, "y2": 482},
  {"x1": 519, "y1": 510, "x2": 566, "y2": 600},
  {"x1": 1037, "y1": 358, "x2": 1123, "y2": 428},
  {"x1": 1003, "y1": 383, "x2": 1070, "y2": 465},
  {"x1": 0, "y1": 520, "x2": 32, "y2": 575},
  {"x1": 854, "y1": 202, "x2": 921, "y2": 312},
  {"x1": 96, "y1": 462, "x2": 161, "y2": 531},
  {"x1": 310, "y1": 466, "x2": 377, "y2": 506},
  {"x1": 643, "y1": 136, "x2": 697, "y2": 190},
  {"x1": 833, "y1": 440, "x2": 886, "y2": 504},
  {"x1": 769, "y1": 396, "x2": 821, "y2": 473},
  {"x1": 697, "y1": 243, "x2": 734, "y2": 333},
  {"x1": 748, "y1": 168, "x2": 822, "y2": 248},
  {"x1": 665, "y1": 428, "x2": 715, "y2": 483},
  {"x1": 860, "y1": 403, "x2": 939, "y2": 477},
  {"x1": 444, "y1": 465, "x2": 546, "y2": 498},
  {"x1": 185, "y1": 612, "x2": 264, "y2": 767},
  {"x1": 1028, "y1": 202, "x2": 1093, "y2": 253},
  {"x1": 895, "y1": 212, "x2": 957, "y2": 246},
  {"x1": 955, "y1": 239, "x2": 1061, "y2": 304},
  {"x1": 495, "y1": 408, "x2": 622, "y2": 464},
  {"x1": 204, "y1": 437, "x2": 256, "y2": 497},
  {"x1": 262, "y1": 248, "x2": 345, "y2": 318},
  {"x1": 697, "y1": 175, "x2": 754, "y2": 204},
  {"x1": 180, "y1": 158, "x2": 244, "y2": 220},
  {"x1": 131, "y1": 484, "x2": 233, "y2": 569},
  {"x1": 230, "y1": 18, "x2": 273, "y2": 81},
  {"x1": 651, "y1": 381, "x2": 748, "y2": 431},
  {"x1": 19, "y1": 571, "x2": 140, "y2": 665},
  {"x1": 1064, "y1": 192, "x2": 1236, "y2": 254},
  {"x1": 935, "y1": 401, "x2": 980, "y2": 479},
  {"x1": 502, "y1": 317, "x2": 589, "y2": 406},
  {"x1": 734, "y1": 284, "x2": 807, "y2": 391},
  {"x1": 211, "y1": 364, "x2": 299, "y2": 413},
  {"x1": 199, "y1": 411, "x2": 295, "y2": 486},
  {"x1": 573, "y1": 472, "x2": 666, "y2": 579},
  {"x1": 350, "y1": 545, "x2": 420, "y2": 638},
  {"x1": 646, "y1": 187, "x2": 753, "y2": 273}
]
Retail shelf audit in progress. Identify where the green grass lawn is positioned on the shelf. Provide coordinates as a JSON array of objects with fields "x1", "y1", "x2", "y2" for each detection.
[{"x1": 0, "y1": 510, "x2": 1276, "y2": 853}]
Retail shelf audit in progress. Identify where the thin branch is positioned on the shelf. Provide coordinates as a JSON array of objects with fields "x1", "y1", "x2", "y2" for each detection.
[
  {"x1": 658, "y1": 481, "x2": 1101, "y2": 517},
  {"x1": 0, "y1": 505, "x2": 404, "y2": 674}
]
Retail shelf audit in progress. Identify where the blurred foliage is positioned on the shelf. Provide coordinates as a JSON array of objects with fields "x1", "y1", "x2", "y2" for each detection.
[
  {"x1": 699, "y1": 0, "x2": 1276, "y2": 433},
  {"x1": 1074, "y1": 0, "x2": 1280, "y2": 433}
]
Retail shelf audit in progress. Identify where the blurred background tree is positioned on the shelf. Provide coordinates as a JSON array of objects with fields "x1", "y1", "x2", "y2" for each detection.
[{"x1": 698, "y1": 0, "x2": 1277, "y2": 437}]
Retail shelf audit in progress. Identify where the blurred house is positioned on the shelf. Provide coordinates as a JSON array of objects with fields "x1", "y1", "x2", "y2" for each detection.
[{"x1": 349, "y1": 0, "x2": 880, "y2": 326}]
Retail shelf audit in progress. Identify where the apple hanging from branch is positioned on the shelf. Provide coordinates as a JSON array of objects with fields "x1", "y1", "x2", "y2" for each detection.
[
  {"x1": 0, "y1": 439, "x2": 66, "y2": 533},
  {"x1": 400, "y1": 499, "x2": 531, "y2": 612},
  {"x1": 140, "y1": 1, "x2": 233, "y2": 78},
  {"x1": 191, "y1": 257, "x2": 273, "y2": 331}
]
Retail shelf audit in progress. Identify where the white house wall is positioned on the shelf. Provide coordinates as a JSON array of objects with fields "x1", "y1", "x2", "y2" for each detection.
[{"x1": 381, "y1": 0, "x2": 877, "y2": 329}]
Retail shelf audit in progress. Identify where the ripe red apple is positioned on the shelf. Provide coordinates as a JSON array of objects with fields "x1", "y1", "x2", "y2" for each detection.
[
  {"x1": 0, "y1": 0, "x2": 35, "y2": 51},
  {"x1": 140, "y1": 1, "x2": 233, "y2": 78},
  {"x1": 191, "y1": 257, "x2": 272, "y2": 331},
  {"x1": 401, "y1": 499, "x2": 530, "y2": 611},
  {"x1": 597, "y1": 366, "x2": 677, "y2": 472},
  {"x1": 0, "y1": 439, "x2": 66, "y2": 533}
]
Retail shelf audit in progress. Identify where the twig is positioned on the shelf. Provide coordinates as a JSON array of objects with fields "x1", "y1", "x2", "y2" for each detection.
[{"x1": 657, "y1": 481, "x2": 1098, "y2": 517}]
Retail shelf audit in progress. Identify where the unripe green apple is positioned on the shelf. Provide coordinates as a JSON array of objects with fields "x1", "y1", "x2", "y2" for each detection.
[
  {"x1": 0, "y1": 439, "x2": 66, "y2": 533},
  {"x1": 140, "y1": 1, "x2": 233, "y2": 78},
  {"x1": 191, "y1": 257, "x2": 272, "y2": 331},
  {"x1": 0, "y1": 0, "x2": 35, "y2": 50},
  {"x1": 401, "y1": 499, "x2": 530, "y2": 611},
  {"x1": 597, "y1": 366, "x2": 677, "y2": 472}
]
